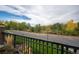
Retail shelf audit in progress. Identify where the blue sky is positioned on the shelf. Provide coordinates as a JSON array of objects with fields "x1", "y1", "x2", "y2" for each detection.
[
  {"x1": 0, "y1": 11, "x2": 30, "y2": 21},
  {"x1": 0, "y1": 5, "x2": 79, "y2": 25}
]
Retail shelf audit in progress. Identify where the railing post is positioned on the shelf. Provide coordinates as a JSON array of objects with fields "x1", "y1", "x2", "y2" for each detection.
[
  {"x1": 74, "y1": 49, "x2": 77, "y2": 54},
  {"x1": 0, "y1": 26, "x2": 5, "y2": 44},
  {"x1": 13, "y1": 35, "x2": 16, "y2": 48},
  {"x1": 66, "y1": 47, "x2": 68, "y2": 54},
  {"x1": 61, "y1": 45, "x2": 64, "y2": 54}
]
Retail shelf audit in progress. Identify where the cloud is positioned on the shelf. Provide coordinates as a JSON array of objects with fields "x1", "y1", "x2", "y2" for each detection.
[
  {"x1": 0, "y1": 5, "x2": 30, "y2": 21},
  {"x1": 0, "y1": 5, "x2": 79, "y2": 25},
  {"x1": 24, "y1": 5, "x2": 79, "y2": 25},
  {"x1": 49, "y1": 9, "x2": 79, "y2": 24},
  {"x1": 26, "y1": 14, "x2": 51, "y2": 25},
  {"x1": 0, "y1": 5, "x2": 22, "y2": 15}
]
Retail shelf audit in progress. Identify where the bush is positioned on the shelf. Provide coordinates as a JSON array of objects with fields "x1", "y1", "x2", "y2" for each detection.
[{"x1": 0, "y1": 45, "x2": 19, "y2": 54}]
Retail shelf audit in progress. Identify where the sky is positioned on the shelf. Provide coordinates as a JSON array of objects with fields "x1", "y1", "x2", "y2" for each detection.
[{"x1": 0, "y1": 5, "x2": 79, "y2": 25}]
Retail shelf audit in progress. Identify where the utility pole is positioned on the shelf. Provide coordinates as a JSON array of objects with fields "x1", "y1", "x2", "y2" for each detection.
[{"x1": 47, "y1": 28, "x2": 48, "y2": 41}]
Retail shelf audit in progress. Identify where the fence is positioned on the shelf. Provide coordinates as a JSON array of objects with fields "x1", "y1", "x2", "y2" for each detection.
[{"x1": 2, "y1": 31, "x2": 79, "y2": 54}]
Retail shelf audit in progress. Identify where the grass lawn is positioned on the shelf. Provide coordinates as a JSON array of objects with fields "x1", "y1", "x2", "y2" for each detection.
[{"x1": 14, "y1": 36, "x2": 72, "y2": 54}]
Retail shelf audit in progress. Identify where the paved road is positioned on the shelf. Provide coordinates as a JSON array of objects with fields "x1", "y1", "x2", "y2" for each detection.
[{"x1": 4, "y1": 30, "x2": 79, "y2": 48}]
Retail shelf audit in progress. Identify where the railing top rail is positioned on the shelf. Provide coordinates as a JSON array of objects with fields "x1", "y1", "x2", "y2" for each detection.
[{"x1": 3, "y1": 30, "x2": 79, "y2": 49}]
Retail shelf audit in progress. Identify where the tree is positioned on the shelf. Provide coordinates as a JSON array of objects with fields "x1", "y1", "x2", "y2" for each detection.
[
  {"x1": 65, "y1": 20, "x2": 78, "y2": 35},
  {"x1": 33, "y1": 24, "x2": 41, "y2": 33},
  {"x1": 0, "y1": 20, "x2": 6, "y2": 26},
  {"x1": 18, "y1": 22, "x2": 27, "y2": 30},
  {"x1": 76, "y1": 22, "x2": 79, "y2": 31},
  {"x1": 0, "y1": 19, "x2": 79, "y2": 36},
  {"x1": 51, "y1": 23, "x2": 64, "y2": 34},
  {"x1": 65, "y1": 20, "x2": 77, "y2": 31},
  {"x1": 5, "y1": 21, "x2": 17, "y2": 30}
]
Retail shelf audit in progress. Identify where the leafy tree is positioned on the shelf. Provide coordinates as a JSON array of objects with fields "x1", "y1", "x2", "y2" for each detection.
[
  {"x1": 65, "y1": 20, "x2": 77, "y2": 31},
  {"x1": 65, "y1": 20, "x2": 78, "y2": 35},
  {"x1": 51, "y1": 23, "x2": 64, "y2": 34},
  {"x1": 18, "y1": 22, "x2": 27, "y2": 30},
  {"x1": 76, "y1": 22, "x2": 79, "y2": 31},
  {"x1": 0, "y1": 19, "x2": 79, "y2": 36},
  {"x1": 5, "y1": 21, "x2": 17, "y2": 30},
  {"x1": 33, "y1": 24, "x2": 41, "y2": 33}
]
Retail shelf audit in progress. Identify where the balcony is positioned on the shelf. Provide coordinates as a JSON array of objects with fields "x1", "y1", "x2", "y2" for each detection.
[{"x1": 0, "y1": 29, "x2": 78, "y2": 54}]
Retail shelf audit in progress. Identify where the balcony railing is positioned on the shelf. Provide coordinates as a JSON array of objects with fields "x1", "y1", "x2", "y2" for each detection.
[{"x1": 2, "y1": 30, "x2": 79, "y2": 54}]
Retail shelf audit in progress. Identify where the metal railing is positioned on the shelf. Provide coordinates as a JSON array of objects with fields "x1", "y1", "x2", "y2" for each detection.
[{"x1": 3, "y1": 31, "x2": 79, "y2": 54}]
